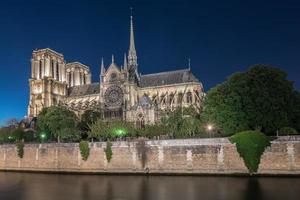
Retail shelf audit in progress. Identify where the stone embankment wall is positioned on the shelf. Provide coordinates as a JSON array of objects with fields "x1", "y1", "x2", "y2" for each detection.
[{"x1": 0, "y1": 137, "x2": 299, "y2": 175}]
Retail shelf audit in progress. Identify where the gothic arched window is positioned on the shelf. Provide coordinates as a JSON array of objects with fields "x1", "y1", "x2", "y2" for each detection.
[
  {"x1": 68, "y1": 72, "x2": 72, "y2": 86},
  {"x1": 186, "y1": 92, "x2": 193, "y2": 103},
  {"x1": 56, "y1": 62, "x2": 59, "y2": 81},
  {"x1": 51, "y1": 60, "x2": 54, "y2": 78},
  {"x1": 169, "y1": 93, "x2": 174, "y2": 105},
  {"x1": 136, "y1": 113, "x2": 145, "y2": 129},
  {"x1": 177, "y1": 93, "x2": 183, "y2": 104},
  {"x1": 110, "y1": 72, "x2": 117, "y2": 82},
  {"x1": 39, "y1": 60, "x2": 42, "y2": 79}
]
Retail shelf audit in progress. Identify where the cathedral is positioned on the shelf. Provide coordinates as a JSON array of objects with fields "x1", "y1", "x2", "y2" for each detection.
[{"x1": 27, "y1": 16, "x2": 205, "y2": 127}]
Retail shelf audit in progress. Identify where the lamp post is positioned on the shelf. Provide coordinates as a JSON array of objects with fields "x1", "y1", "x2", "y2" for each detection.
[{"x1": 206, "y1": 124, "x2": 213, "y2": 138}]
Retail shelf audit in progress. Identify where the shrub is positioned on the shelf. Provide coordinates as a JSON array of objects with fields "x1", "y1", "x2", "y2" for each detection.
[
  {"x1": 79, "y1": 141, "x2": 90, "y2": 161},
  {"x1": 230, "y1": 130, "x2": 270, "y2": 173},
  {"x1": 88, "y1": 119, "x2": 136, "y2": 140},
  {"x1": 105, "y1": 141, "x2": 113, "y2": 163},
  {"x1": 24, "y1": 131, "x2": 35, "y2": 142},
  {"x1": 16, "y1": 142, "x2": 24, "y2": 159},
  {"x1": 279, "y1": 127, "x2": 298, "y2": 135},
  {"x1": 11, "y1": 128, "x2": 25, "y2": 142},
  {"x1": 140, "y1": 123, "x2": 167, "y2": 138}
]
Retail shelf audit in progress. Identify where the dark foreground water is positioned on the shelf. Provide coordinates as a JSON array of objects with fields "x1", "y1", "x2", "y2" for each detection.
[{"x1": 0, "y1": 172, "x2": 299, "y2": 200}]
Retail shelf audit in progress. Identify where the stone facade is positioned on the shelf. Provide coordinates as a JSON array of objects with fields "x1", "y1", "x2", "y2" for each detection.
[
  {"x1": 27, "y1": 16, "x2": 204, "y2": 126},
  {"x1": 0, "y1": 138, "x2": 300, "y2": 175}
]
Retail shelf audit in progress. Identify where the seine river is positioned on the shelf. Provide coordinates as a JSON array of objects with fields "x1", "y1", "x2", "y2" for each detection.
[{"x1": 0, "y1": 172, "x2": 299, "y2": 200}]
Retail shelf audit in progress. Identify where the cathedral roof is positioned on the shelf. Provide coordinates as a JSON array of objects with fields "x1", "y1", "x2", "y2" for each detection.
[
  {"x1": 68, "y1": 83, "x2": 100, "y2": 97},
  {"x1": 139, "y1": 69, "x2": 199, "y2": 88}
]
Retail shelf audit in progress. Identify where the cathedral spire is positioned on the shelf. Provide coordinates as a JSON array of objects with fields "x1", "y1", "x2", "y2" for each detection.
[
  {"x1": 100, "y1": 57, "x2": 105, "y2": 75},
  {"x1": 111, "y1": 54, "x2": 115, "y2": 64},
  {"x1": 123, "y1": 53, "x2": 128, "y2": 70},
  {"x1": 128, "y1": 10, "x2": 138, "y2": 69}
]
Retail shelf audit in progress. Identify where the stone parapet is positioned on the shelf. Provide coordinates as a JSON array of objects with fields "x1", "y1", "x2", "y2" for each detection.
[{"x1": 0, "y1": 138, "x2": 299, "y2": 175}]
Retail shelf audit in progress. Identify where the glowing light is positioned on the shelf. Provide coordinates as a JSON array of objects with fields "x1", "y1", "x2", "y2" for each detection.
[
  {"x1": 114, "y1": 128, "x2": 127, "y2": 137},
  {"x1": 40, "y1": 132, "x2": 47, "y2": 140},
  {"x1": 206, "y1": 124, "x2": 213, "y2": 131}
]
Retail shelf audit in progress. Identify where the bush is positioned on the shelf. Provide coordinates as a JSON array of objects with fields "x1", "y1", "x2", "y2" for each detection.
[
  {"x1": 11, "y1": 128, "x2": 25, "y2": 142},
  {"x1": 88, "y1": 119, "x2": 136, "y2": 140},
  {"x1": 140, "y1": 123, "x2": 167, "y2": 138},
  {"x1": 279, "y1": 127, "x2": 298, "y2": 135},
  {"x1": 16, "y1": 142, "x2": 24, "y2": 159},
  {"x1": 79, "y1": 141, "x2": 90, "y2": 161},
  {"x1": 230, "y1": 130, "x2": 270, "y2": 173},
  {"x1": 24, "y1": 131, "x2": 35, "y2": 142},
  {"x1": 105, "y1": 141, "x2": 113, "y2": 163}
]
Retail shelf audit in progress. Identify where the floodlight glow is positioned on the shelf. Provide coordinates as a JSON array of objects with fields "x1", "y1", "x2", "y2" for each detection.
[
  {"x1": 207, "y1": 124, "x2": 213, "y2": 131},
  {"x1": 114, "y1": 128, "x2": 127, "y2": 137}
]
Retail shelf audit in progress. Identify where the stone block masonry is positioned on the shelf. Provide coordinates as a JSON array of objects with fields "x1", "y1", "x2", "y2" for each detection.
[{"x1": 0, "y1": 138, "x2": 299, "y2": 175}]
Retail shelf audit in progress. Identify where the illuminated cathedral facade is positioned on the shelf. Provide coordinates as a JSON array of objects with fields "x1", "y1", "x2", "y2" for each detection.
[{"x1": 27, "y1": 16, "x2": 204, "y2": 127}]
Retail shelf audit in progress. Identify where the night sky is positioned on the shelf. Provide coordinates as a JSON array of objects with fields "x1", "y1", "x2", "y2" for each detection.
[{"x1": 0, "y1": 0, "x2": 300, "y2": 124}]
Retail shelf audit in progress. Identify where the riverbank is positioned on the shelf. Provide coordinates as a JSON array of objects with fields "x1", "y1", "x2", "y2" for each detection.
[{"x1": 0, "y1": 137, "x2": 299, "y2": 175}]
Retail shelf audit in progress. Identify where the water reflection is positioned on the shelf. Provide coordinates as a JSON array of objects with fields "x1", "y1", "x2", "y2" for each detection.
[
  {"x1": 245, "y1": 178, "x2": 263, "y2": 200},
  {"x1": 0, "y1": 172, "x2": 299, "y2": 200}
]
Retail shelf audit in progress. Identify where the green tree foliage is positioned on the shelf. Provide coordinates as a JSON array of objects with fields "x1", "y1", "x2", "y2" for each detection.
[
  {"x1": 78, "y1": 110, "x2": 101, "y2": 137},
  {"x1": 279, "y1": 127, "x2": 298, "y2": 136},
  {"x1": 140, "y1": 123, "x2": 167, "y2": 138},
  {"x1": 0, "y1": 127, "x2": 13, "y2": 143},
  {"x1": 10, "y1": 128, "x2": 25, "y2": 142},
  {"x1": 37, "y1": 106, "x2": 79, "y2": 142},
  {"x1": 230, "y1": 131, "x2": 270, "y2": 173},
  {"x1": 109, "y1": 120, "x2": 136, "y2": 138},
  {"x1": 161, "y1": 106, "x2": 201, "y2": 138},
  {"x1": 105, "y1": 140, "x2": 113, "y2": 163},
  {"x1": 16, "y1": 142, "x2": 24, "y2": 158},
  {"x1": 202, "y1": 65, "x2": 298, "y2": 136},
  {"x1": 0, "y1": 119, "x2": 30, "y2": 143},
  {"x1": 88, "y1": 119, "x2": 111, "y2": 140},
  {"x1": 291, "y1": 91, "x2": 300, "y2": 132},
  {"x1": 79, "y1": 141, "x2": 90, "y2": 161},
  {"x1": 88, "y1": 119, "x2": 136, "y2": 140}
]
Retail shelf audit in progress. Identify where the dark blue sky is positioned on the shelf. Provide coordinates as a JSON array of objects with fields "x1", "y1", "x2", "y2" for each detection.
[{"x1": 0, "y1": 0, "x2": 300, "y2": 124}]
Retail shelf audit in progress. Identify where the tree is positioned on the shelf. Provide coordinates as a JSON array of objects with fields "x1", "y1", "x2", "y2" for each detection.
[
  {"x1": 161, "y1": 106, "x2": 202, "y2": 138},
  {"x1": 5, "y1": 118, "x2": 19, "y2": 128},
  {"x1": 140, "y1": 123, "x2": 167, "y2": 138},
  {"x1": 88, "y1": 119, "x2": 136, "y2": 141},
  {"x1": 202, "y1": 64, "x2": 297, "y2": 136},
  {"x1": 291, "y1": 91, "x2": 300, "y2": 132},
  {"x1": 37, "y1": 106, "x2": 79, "y2": 142},
  {"x1": 78, "y1": 110, "x2": 101, "y2": 138},
  {"x1": 88, "y1": 119, "x2": 111, "y2": 140}
]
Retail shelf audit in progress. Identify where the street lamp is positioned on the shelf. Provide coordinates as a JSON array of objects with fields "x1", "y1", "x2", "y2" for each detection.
[{"x1": 206, "y1": 124, "x2": 214, "y2": 138}]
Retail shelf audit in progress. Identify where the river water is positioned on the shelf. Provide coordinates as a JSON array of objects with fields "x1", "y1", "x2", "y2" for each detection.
[{"x1": 0, "y1": 172, "x2": 299, "y2": 200}]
